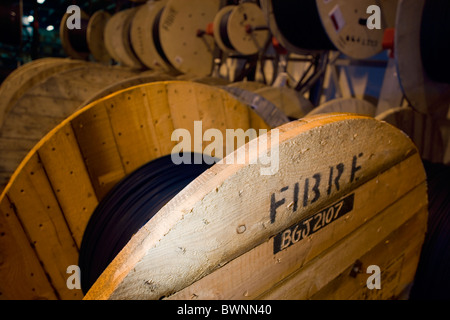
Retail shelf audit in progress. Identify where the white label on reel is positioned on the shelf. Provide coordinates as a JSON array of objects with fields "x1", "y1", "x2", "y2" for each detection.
[{"x1": 329, "y1": 5, "x2": 345, "y2": 33}]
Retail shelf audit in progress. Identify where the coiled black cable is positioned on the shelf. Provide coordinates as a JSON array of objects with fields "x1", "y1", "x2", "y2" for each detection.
[{"x1": 79, "y1": 153, "x2": 215, "y2": 294}]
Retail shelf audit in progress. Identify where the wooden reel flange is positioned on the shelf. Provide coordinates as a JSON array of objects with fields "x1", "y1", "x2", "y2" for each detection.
[
  {"x1": 158, "y1": 0, "x2": 221, "y2": 76},
  {"x1": 213, "y1": 2, "x2": 269, "y2": 56},
  {"x1": 0, "y1": 59, "x2": 175, "y2": 192},
  {"x1": 0, "y1": 81, "x2": 270, "y2": 300},
  {"x1": 262, "y1": 0, "x2": 396, "y2": 59},
  {"x1": 104, "y1": 8, "x2": 144, "y2": 69},
  {"x1": 129, "y1": 0, "x2": 173, "y2": 71},
  {"x1": 82, "y1": 113, "x2": 427, "y2": 300},
  {"x1": 394, "y1": 0, "x2": 450, "y2": 115},
  {"x1": 60, "y1": 9, "x2": 111, "y2": 62},
  {"x1": 315, "y1": 0, "x2": 394, "y2": 59}
]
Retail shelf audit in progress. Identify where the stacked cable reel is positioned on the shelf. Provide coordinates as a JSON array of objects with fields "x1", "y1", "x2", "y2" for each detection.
[
  {"x1": 60, "y1": 8, "x2": 112, "y2": 63},
  {"x1": 0, "y1": 83, "x2": 430, "y2": 300},
  {"x1": 0, "y1": 58, "x2": 175, "y2": 192}
]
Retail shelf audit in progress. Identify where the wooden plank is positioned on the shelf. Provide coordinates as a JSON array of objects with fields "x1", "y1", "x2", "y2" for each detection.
[
  {"x1": 83, "y1": 114, "x2": 422, "y2": 300},
  {"x1": 0, "y1": 59, "x2": 86, "y2": 129},
  {"x1": 311, "y1": 207, "x2": 427, "y2": 300},
  {"x1": 38, "y1": 123, "x2": 99, "y2": 247},
  {"x1": 71, "y1": 101, "x2": 126, "y2": 200},
  {"x1": 12, "y1": 94, "x2": 83, "y2": 119},
  {"x1": 106, "y1": 86, "x2": 162, "y2": 174},
  {"x1": 141, "y1": 82, "x2": 176, "y2": 156},
  {"x1": 6, "y1": 153, "x2": 81, "y2": 300},
  {"x1": 257, "y1": 183, "x2": 427, "y2": 299},
  {"x1": 168, "y1": 154, "x2": 426, "y2": 299},
  {"x1": 0, "y1": 196, "x2": 57, "y2": 300}
]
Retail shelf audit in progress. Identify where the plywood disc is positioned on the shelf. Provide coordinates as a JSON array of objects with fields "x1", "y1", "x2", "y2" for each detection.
[
  {"x1": 86, "y1": 11, "x2": 112, "y2": 63},
  {"x1": 159, "y1": 0, "x2": 220, "y2": 76}
]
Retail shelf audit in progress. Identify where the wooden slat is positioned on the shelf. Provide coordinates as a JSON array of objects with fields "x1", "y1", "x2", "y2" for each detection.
[
  {"x1": 168, "y1": 153, "x2": 426, "y2": 299},
  {"x1": 38, "y1": 123, "x2": 99, "y2": 247},
  {"x1": 312, "y1": 209, "x2": 427, "y2": 299},
  {"x1": 106, "y1": 86, "x2": 162, "y2": 174},
  {"x1": 6, "y1": 153, "x2": 81, "y2": 299},
  {"x1": 71, "y1": 101, "x2": 126, "y2": 200},
  {"x1": 0, "y1": 196, "x2": 57, "y2": 300},
  {"x1": 140, "y1": 82, "x2": 176, "y2": 156}
]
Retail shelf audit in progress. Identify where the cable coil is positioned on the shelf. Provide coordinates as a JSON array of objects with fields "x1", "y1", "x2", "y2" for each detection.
[{"x1": 79, "y1": 153, "x2": 215, "y2": 293}]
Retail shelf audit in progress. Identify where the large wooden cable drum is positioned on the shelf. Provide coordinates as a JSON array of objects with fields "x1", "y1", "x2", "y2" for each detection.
[
  {"x1": 0, "y1": 81, "x2": 270, "y2": 300},
  {"x1": 394, "y1": 0, "x2": 450, "y2": 115},
  {"x1": 81, "y1": 113, "x2": 428, "y2": 300},
  {"x1": 262, "y1": 0, "x2": 395, "y2": 59},
  {"x1": 129, "y1": 0, "x2": 174, "y2": 71},
  {"x1": 213, "y1": 2, "x2": 269, "y2": 56},
  {"x1": 158, "y1": 0, "x2": 220, "y2": 76},
  {"x1": 60, "y1": 9, "x2": 112, "y2": 63},
  {"x1": 104, "y1": 8, "x2": 144, "y2": 69}
]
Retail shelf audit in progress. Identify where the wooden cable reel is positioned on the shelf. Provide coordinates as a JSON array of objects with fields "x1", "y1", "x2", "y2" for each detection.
[
  {"x1": 0, "y1": 59, "x2": 174, "y2": 191},
  {"x1": 213, "y1": 2, "x2": 270, "y2": 56},
  {"x1": 60, "y1": 9, "x2": 112, "y2": 63},
  {"x1": 262, "y1": 0, "x2": 395, "y2": 59},
  {"x1": 394, "y1": 0, "x2": 450, "y2": 115},
  {"x1": 82, "y1": 113, "x2": 428, "y2": 300},
  {"x1": 129, "y1": 0, "x2": 174, "y2": 71},
  {"x1": 157, "y1": 0, "x2": 221, "y2": 76},
  {"x1": 0, "y1": 81, "x2": 270, "y2": 300},
  {"x1": 104, "y1": 8, "x2": 144, "y2": 69}
]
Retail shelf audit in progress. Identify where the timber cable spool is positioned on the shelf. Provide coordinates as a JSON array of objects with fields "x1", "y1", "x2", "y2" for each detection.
[
  {"x1": 212, "y1": 2, "x2": 269, "y2": 56},
  {"x1": 0, "y1": 81, "x2": 271, "y2": 300},
  {"x1": 60, "y1": 10, "x2": 112, "y2": 62},
  {"x1": 129, "y1": 0, "x2": 174, "y2": 71},
  {"x1": 394, "y1": 0, "x2": 450, "y2": 115},
  {"x1": 262, "y1": 0, "x2": 393, "y2": 59},
  {"x1": 79, "y1": 153, "x2": 216, "y2": 293},
  {"x1": 0, "y1": 59, "x2": 174, "y2": 191},
  {"x1": 81, "y1": 113, "x2": 428, "y2": 300},
  {"x1": 104, "y1": 7, "x2": 144, "y2": 69}
]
